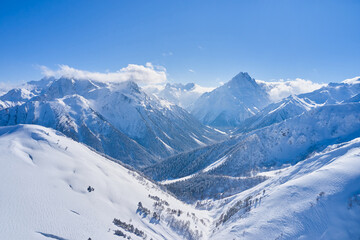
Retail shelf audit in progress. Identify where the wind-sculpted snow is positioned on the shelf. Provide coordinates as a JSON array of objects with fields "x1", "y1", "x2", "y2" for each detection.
[
  {"x1": 145, "y1": 103, "x2": 360, "y2": 201},
  {"x1": 190, "y1": 72, "x2": 270, "y2": 128},
  {"x1": 0, "y1": 77, "x2": 225, "y2": 168}
]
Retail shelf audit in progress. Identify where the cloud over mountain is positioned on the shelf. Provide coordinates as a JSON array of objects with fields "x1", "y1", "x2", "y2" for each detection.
[
  {"x1": 257, "y1": 78, "x2": 325, "y2": 102},
  {"x1": 39, "y1": 63, "x2": 167, "y2": 85}
]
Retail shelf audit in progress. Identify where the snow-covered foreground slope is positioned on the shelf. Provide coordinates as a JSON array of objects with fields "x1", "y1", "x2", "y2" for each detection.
[
  {"x1": 190, "y1": 72, "x2": 270, "y2": 128},
  {"x1": 0, "y1": 125, "x2": 210, "y2": 240},
  {"x1": 211, "y1": 137, "x2": 360, "y2": 240}
]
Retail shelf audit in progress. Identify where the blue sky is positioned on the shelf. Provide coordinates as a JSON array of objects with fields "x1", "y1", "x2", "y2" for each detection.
[{"x1": 0, "y1": 0, "x2": 359, "y2": 86}]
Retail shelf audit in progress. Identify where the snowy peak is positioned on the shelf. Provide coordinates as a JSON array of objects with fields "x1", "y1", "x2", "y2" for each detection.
[
  {"x1": 191, "y1": 72, "x2": 270, "y2": 128},
  {"x1": 227, "y1": 72, "x2": 257, "y2": 88},
  {"x1": 0, "y1": 88, "x2": 35, "y2": 102},
  {"x1": 0, "y1": 88, "x2": 37, "y2": 110}
]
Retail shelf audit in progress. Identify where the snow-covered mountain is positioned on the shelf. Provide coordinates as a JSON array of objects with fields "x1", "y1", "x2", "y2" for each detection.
[
  {"x1": 144, "y1": 102, "x2": 360, "y2": 201},
  {"x1": 190, "y1": 72, "x2": 270, "y2": 128},
  {"x1": 2, "y1": 73, "x2": 360, "y2": 239},
  {"x1": 0, "y1": 77, "x2": 225, "y2": 168},
  {"x1": 144, "y1": 82, "x2": 213, "y2": 110},
  {"x1": 2, "y1": 124, "x2": 360, "y2": 240},
  {"x1": 236, "y1": 80, "x2": 360, "y2": 133},
  {"x1": 0, "y1": 124, "x2": 210, "y2": 240}
]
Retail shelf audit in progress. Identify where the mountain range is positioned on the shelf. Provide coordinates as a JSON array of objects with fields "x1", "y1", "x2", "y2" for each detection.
[
  {"x1": 1, "y1": 71, "x2": 360, "y2": 239},
  {"x1": 0, "y1": 77, "x2": 224, "y2": 168}
]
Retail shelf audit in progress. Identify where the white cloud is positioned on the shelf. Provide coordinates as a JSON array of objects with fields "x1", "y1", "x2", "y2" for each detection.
[
  {"x1": 256, "y1": 78, "x2": 326, "y2": 102},
  {"x1": 189, "y1": 69, "x2": 195, "y2": 73},
  {"x1": 342, "y1": 76, "x2": 360, "y2": 85},
  {"x1": 39, "y1": 63, "x2": 167, "y2": 85}
]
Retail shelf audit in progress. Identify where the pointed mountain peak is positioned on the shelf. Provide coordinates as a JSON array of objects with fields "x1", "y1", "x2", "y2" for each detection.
[
  {"x1": 233, "y1": 71, "x2": 251, "y2": 80},
  {"x1": 227, "y1": 72, "x2": 257, "y2": 87},
  {"x1": 125, "y1": 80, "x2": 141, "y2": 92},
  {"x1": 109, "y1": 80, "x2": 141, "y2": 94},
  {"x1": 225, "y1": 72, "x2": 259, "y2": 89}
]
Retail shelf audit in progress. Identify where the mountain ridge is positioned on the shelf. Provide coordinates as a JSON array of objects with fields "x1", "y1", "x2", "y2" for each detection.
[{"x1": 0, "y1": 77, "x2": 225, "y2": 168}]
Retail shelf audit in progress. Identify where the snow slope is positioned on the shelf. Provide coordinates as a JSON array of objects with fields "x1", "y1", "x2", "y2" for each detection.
[
  {"x1": 190, "y1": 72, "x2": 270, "y2": 128},
  {"x1": 211, "y1": 137, "x2": 360, "y2": 240},
  {"x1": 1, "y1": 124, "x2": 360, "y2": 239},
  {"x1": 0, "y1": 124, "x2": 210, "y2": 240}
]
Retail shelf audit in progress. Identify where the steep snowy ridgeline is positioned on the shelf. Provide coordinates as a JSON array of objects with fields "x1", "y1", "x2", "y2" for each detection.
[
  {"x1": 145, "y1": 103, "x2": 360, "y2": 201},
  {"x1": 0, "y1": 94, "x2": 156, "y2": 168},
  {"x1": 190, "y1": 72, "x2": 270, "y2": 129},
  {"x1": 0, "y1": 125, "x2": 210, "y2": 240},
  {"x1": 236, "y1": 81, "x2": 360, "y2": 133},
  {"x1": 144, "y1": 83, "x2": 213, "y2": 110},
  {"x1": 210, "y1": 137, "x2": 360, "y2": 240},
  {"x1": 0, "y1": 77, "x2": 225, "y2": 167}
]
